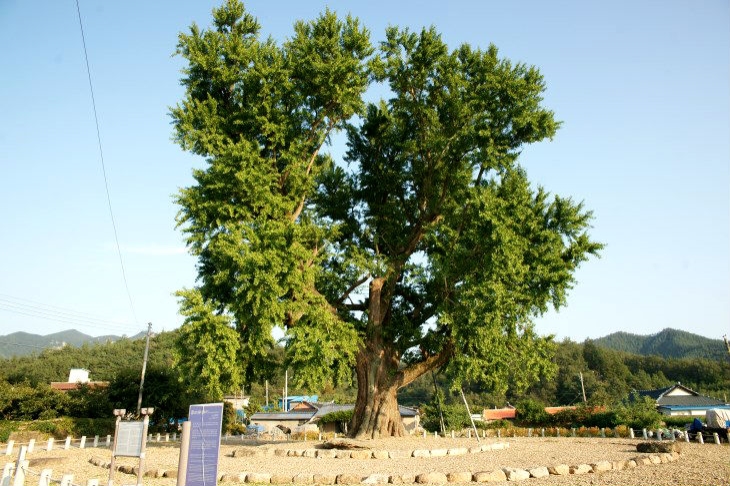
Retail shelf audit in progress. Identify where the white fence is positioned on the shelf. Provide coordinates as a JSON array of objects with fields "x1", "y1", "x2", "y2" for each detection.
[{"x1": 2, "y1": 446, "x2": 96, "y2": 486}]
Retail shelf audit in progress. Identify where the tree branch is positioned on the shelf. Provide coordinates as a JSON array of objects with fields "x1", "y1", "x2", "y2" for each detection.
[
  {"x1": 336, "y1": 275, "x2": 370, "y2": 305},
  {"x1": 396, "y1": 341, "x2": 454, "y2": 389}
]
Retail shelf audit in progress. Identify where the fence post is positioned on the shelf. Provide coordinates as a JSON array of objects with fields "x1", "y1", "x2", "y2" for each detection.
[
  {"x1": 46, "y1": 439, "x2": 53, "y2": 453},
  {"x1": 556, "y1": 428, "x2": 561, "y2": 438},
  {"x1": 684, "y1": 431, "x2": 689, "y2": 443},
  {"x1": 172, "y1": 433, "x2": 177, "y2": 442},
  {"x1": 59, "y1": 475, "x2": 73, "y2": 486},
  {"x1": 541, "y1": 428, "x2": 545, "y2": 438},
  {"x1": 527, "y1": 428, "x2": 532, "y2": 438},
  {"x1": 93, "y1": 436, "x2": 99, "y2": 448},
  {"x1": 39, "y1": 469, "x2": 52, "y2": 486},
  {"x1": 2, "y1": 463, "x2": 14, "y2": 486},
  {"x1": 656, "y1": 429, "x2": 662, "y2": 441},
  {"x1": 713, "y1": 433, "x2": 721, "y2": 445},
  {"x1": 12, "y1": 460, "x2": 28, "y2": 486},
  {"x1": 497, "y1": 429, "x2": 501, "y2": 438},
  {"x1": 600, "y1": 428, "x2": 605, "y2": 438},
  {"x1": 698, "y1": 433, "x2": 704, "y2": 444},
  {"x1": 80, "y1": 437, "x2": 86, "y2": 449},
  {"x1": 4, "y1": 442, "x2": 13, "y2": 457},
  {"x1": 571, "y1": 428, "x2": 576, "y2": 437},
  {"x1": 105, "y1": 436, "x2": 111, "y2": 447},
  {"x1": 642, "y1": 429, "x2": 648, "y2": 440},
  {"x1": 63, "y1": 437, "x2": 71, "y2": 450},
  {"x1": 156, "y1": 433, "x2": 161, "y2": 443},
  {"x1": 165, "y1": 434, "x2": 170, "y2": 443},
  {"x1": 27, "y1": 440, "x2": 35, "y2": 455},
  {"x1": 629, "y1": 428, "x2": 635, "y2": 439}
]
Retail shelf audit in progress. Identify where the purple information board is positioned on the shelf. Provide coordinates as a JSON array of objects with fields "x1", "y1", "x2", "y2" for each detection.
[{"x1": 185, "y1": 403, "x2": 223, "y2": 486}]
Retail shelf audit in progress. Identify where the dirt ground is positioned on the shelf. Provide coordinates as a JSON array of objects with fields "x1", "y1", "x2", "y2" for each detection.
[{"x1": 10, "y1": 436, "x2": 730, "y2": 485}]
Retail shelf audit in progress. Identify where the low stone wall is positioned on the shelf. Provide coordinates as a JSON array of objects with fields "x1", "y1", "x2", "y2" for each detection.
[
  {"x1": 264, "y1": 441, "x2": 508, "y2": 460},
  {"x1": 90, "y1": 448, "x2": 682, "y2": 484}
]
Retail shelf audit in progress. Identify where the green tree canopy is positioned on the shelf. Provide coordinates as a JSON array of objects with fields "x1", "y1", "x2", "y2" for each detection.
[{"x1": 172, "y1": 0, "x2": 602, "y2": 437}]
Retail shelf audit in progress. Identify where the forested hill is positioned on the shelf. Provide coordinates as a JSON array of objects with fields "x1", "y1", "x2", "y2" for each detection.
[
  {"x1": 592, "y1": 328, "x2": 727, "y2": 361},
  {"x1": 0, "y1": 329, "x2": 140, "y2": 358}
]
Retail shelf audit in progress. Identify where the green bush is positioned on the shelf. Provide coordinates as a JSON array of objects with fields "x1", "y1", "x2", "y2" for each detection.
[
  {"x1": 662, "y1": 415, "x2": 695, "y2": 428},
  {"x1": 481, "y1": 419, "x2": 512, "y2": 429},
  {"x1": 318, "y1": 409, "x2": 354, "y2": 425},
  {"x1": 515, "y1": 399, "x2": 549, "y2": 426},
  {"x1": 0, "y1": 421, "x2": 18, "y2": 443},
  {"x1": 26, "y1": 418, "x2": 115, "y2": 439},
  {"x1": 421, "y1": 403, "x2": 471, "y2": 432},
  {"x1": 614, "y1": 393, "x2": 663, "y2": 429}
]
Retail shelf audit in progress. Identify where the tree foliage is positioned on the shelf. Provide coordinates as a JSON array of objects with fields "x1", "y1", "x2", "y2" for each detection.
[
  {"x1": 172, "y1": 0, "x2": 602, "y2": 437},
  {"x1": 174, "y1": 289, "x2": 242, "y2": 401}
]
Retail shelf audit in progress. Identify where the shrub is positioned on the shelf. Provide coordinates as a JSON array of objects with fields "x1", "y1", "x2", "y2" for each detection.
[
  {"x1": 421, "y1": 403, "x2": 471, "y2": 432},
  {"x1": 0, "y1": 421, "x2": 17, "y2": 443},
  {"x1": 614, "y1": 393, "x2": 663, "y2": 429},
  {"x1": 481, "y1": 419, "x2": 512, "y2": 429},
  {"x1": 515, "y1": 399, "x2": 548, "y2": 426},
  {"x1": 662, "y1": 415, "x2": 695, "y2": 428}
]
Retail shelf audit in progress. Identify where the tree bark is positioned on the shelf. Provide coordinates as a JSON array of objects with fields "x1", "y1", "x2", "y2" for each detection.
[{"x1": 349, "y1": 344, "x2": 405, "y2": 438}]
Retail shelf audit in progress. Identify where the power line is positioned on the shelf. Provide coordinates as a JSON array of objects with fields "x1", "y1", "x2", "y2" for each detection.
[
  {"x1": 0, "y1": 293, "x2": 134, "y2": 334},
  {"x1": 74, "y1": 0, "x2": 138, "y2": 325}
]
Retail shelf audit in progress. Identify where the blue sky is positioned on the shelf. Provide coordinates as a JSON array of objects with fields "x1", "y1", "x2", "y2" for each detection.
[{"x1": 0, "y1": 0, "x2": 727, "y2": 343}]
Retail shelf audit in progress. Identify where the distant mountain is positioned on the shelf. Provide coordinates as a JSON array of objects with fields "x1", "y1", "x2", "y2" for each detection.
[
  {"x1": 592, "y1": 328, "x2": 727, "y2": 361},
  {"x1": 0, "y1": 329, "x2": 131, "y2": 358}
]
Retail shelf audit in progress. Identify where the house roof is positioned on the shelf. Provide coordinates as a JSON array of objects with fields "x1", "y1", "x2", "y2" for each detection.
[
  {"x1": 545, "y1": 406, "x2": 576, "y2": 415},
  {"x1": 50, "y1": 381, "x2": 108, "y2": 392},
  {"x1": 249, "y1": 412, "x2": 315, "y2": 421},
  {"x1": 310, "y1": 404, "x2": 418, "y2": 418},
  {"x1": 251, "y1": 403, "x2": 419, "y2": 423},
  {"x1": 635, "y1": 383, "x2": 728, "y2": 409},
  {"x1": 635, "y1": 383, "x2": 697, "y2": 401},
  {"x1": 483, "y1": 408, "x2": 516, "y2": 420}
]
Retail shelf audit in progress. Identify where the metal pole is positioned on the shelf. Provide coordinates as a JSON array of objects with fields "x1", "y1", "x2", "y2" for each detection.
[
  {"x1": 459, "y1": 388, "x2": 480, "y2": 443},
  {"x1": 177, "y1": 421, "x2": 191, "y2": 486},
  {"x1": 136, "y1": 323, "x2": 152, "y2": 416},
  {"x1": 579, "y1": 372, "x2": 587, "y2": 403}
]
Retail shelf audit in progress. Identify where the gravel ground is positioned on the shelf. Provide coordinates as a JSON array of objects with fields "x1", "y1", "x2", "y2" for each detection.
[{"x1": 16, "y1": 437, "x2": 730, "y2": 485}]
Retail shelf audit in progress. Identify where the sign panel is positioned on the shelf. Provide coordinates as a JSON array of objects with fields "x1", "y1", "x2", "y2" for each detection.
[
  {"x1": 114, "y1": 421, "x2": 144, "y2": 457},
  {"x1": 185, "y1": 403, "x2": 223, "y2": 486}
]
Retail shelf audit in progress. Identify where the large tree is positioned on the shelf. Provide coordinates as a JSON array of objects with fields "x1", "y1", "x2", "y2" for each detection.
[{"x1": 172, "y1": 0, "x2": 602, "y2": 438}]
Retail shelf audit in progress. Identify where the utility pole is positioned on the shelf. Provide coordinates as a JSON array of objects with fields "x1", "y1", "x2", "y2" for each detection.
[
  {"x1": 579, "y1": 372, "x2": 587, "y2": 403},
  {"x1": 136, "y1": 322, "x2": 152, "y2": 416}
]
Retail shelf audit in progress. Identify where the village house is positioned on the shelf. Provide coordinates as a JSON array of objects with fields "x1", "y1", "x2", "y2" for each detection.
[
  {"x1": 248, "y1": 401, "x2": 420, "y2": 434},
  {"x1": 50, "y1": 368, "x2": 108, "y2": 392},
  {"x1": 634, "y1": 382, "x2": 730, "y2": 417}
]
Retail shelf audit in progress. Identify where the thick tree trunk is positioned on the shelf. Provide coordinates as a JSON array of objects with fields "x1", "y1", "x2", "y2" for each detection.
[{"x1": 349, "y1": 345, "x2": 405, "y2": 438}]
